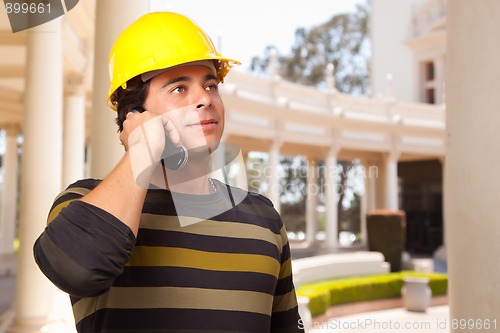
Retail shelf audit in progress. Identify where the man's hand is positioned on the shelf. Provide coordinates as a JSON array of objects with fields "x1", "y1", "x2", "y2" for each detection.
[
  {"x1": 120, "y1": 111, "x2": 182, "y2": 187},
  {"x1": 120, "y1": 110, "x2": 181, "y2": 158}
]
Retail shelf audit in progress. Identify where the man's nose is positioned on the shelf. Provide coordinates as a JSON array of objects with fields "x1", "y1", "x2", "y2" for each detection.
[{"x1": 194, "y1": 87, "x2": 211, "y2": 110}]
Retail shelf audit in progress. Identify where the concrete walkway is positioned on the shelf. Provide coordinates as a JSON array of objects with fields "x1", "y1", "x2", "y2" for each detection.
[
  {"x1": 305, "y1": 295, "x2": 449, "y2": 332},
  {"x1": 310, "y1": 305, "x2": 449, "y2": 332}
]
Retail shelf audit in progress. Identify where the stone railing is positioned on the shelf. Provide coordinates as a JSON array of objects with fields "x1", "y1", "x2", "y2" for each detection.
[
  {"x1": 221, "y1": 70, "x2": 446, "y2": 156},
  {"x1": 224, "y1": 70, "x2": 445, "y2": 129}
]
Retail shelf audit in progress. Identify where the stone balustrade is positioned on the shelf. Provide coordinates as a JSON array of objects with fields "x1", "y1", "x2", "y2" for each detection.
[{"x1": 222, "y1": 70, "x2": 445, "y2": 157}]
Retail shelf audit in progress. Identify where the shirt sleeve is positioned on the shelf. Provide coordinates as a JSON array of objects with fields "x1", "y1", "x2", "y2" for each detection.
[
  {"x1": 270, "y1": 224, "x2": 305, "y2": 333},
  {"x1": 33, "y1": 180, "x2": 136, "y2": 298}
]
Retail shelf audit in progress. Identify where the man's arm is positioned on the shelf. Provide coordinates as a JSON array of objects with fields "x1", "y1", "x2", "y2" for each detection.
[
  {"x1": 33, "y1": 112, "x2": 174, "y2": 296},
  {"x1": 80, "y1": 111, "x2": 173, "y2": 236},
  {"x1": 270, "y1": 226, "x2": 305, "y2": 333},
  {"x1": 79, "y1": 152, "x2": 147, "y2": 237},
  {"x1": 34, "y1": 198, "x2": 136, "y2": 297}
]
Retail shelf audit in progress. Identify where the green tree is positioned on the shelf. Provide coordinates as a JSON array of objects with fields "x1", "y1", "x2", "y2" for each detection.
[{"x1": 250, "y1": 0, "x2": 370, "y2": 95}]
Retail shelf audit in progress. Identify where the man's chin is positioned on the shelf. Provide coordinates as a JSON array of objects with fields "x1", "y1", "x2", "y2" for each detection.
[
  {"x1": 187, "y1": 141, "x2": 220, "y2": 156},
  {"x1": 207, "y1": 141, "x2": 220, "y2": 154}
]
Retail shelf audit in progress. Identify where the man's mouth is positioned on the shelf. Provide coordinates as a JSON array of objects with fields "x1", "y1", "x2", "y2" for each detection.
[
  {"x1": 187, "y1": 119, "x2": 218, "y2": 131},
  {"x1": 199, "y1": 119, "x2": 217, "y2": 125}
]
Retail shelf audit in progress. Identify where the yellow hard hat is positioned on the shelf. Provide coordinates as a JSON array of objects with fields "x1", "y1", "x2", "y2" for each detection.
[{"x1": 107, "y1": 12, "x2": 240, "y2": 110}]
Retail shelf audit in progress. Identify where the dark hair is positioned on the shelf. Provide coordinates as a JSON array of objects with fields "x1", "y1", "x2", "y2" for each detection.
[{"x1": 111, "y1": 76, "x2": 151, "y2": 132}]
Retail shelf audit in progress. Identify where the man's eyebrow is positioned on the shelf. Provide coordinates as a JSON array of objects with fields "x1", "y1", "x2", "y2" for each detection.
[
  {"x1": 161, "y1": 74, "x2": 218, "y2": 88},
  {"x1": 205, "y1": 74, "x2": 218, "y2": 82},
  {"x1": 162, "y1": 76, "x2": 191, "y2": 88}
]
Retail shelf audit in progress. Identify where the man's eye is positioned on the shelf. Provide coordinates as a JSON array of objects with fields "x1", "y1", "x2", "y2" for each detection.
[
  {"x1": 172, "y1": 86, "x2": 186, "y2": 93},
  {"x1": 205, "y1": 84, "x2": 218, "y2": 91}
]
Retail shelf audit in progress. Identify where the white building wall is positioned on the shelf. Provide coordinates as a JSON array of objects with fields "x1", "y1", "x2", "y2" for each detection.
[{"x1": 370, "y1": 0, "x2": 424, "y2": 102}]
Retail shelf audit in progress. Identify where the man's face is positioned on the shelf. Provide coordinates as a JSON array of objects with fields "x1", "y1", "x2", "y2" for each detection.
[{"x1": 144, "y1": 64, "x2": 225, "y2": 153}]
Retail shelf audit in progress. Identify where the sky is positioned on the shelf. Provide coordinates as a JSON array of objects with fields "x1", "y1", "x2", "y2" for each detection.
[{"x1": 150, "y1": 0, "x2": 364, "y2": 71}]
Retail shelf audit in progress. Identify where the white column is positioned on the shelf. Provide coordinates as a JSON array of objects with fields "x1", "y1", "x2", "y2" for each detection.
[
  {"x1": 90, "y1": 0, "x2": 149, "y2": 178},
  {"x1": 0, "y1": 125, "x2": 19, "y2": 254},
  {"x1": 366, "y1": 160, "x2": 378, "y2": 212},
  {"x1": 384, "y1": 152, "x2": 399, "y2": 211},
  {"x1": 438, "y1": 156, "x2": 445, "y2": 246},
  {"x1": 325, "y1": 148, "x2": 339, "y2": 249},
  {"x1": 446, "y1": 0, "x2": 500, "y2": 325},
  {"x1": 358, "y1": 160, "x2": 370, "y2": 247},
  {"x1": 9, "y1": 18, "x2": 63, "y2": 333},
  {"x1": 434, "y1": 56, "x2": 446, "y2": 104},
  {"x1": 62, "y1": 73, "x2": 86, "y2": 188},
  {"x1": 305, "y1": 158, "x2": 318, "y2": 244},
  {"x1": 267, "y1": 141, "x2": 282, "y2": 213}
]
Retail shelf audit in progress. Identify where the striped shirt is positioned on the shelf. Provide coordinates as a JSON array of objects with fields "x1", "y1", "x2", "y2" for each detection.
[{"x1": 34, "y1": 178, "x2": 303, "y2": 333}]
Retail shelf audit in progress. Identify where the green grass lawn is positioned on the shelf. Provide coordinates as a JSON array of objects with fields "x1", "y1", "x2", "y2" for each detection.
[{"x1": 296, "y1": 271, "x2": 448, "y2": 317}]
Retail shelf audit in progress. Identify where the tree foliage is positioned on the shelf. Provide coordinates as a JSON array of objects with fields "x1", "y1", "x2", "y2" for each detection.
[{"x1": 250, "y1": 0, "x2": 370, "y2": 95}]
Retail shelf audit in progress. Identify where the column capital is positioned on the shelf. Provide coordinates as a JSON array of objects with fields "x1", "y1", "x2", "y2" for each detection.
[
  {"x1": 270, "y1": 120, "x2": 283, "y2": 151},
  {"x1": 3, "y1": 123, "x2": 20, "y2": 136},
  {"x1": 327, "y1": 146, "x2": 340, "y2": 158},
  {"x1": 307, "y1": 156, "x2": 319, "y2": 165},
  {"x1": 272, "y1": 120, "x2": 284, "y2": 144},
  {"x1": 384, "y1": 151, "x2": 400, "y2": 162},
  {"x1": 326, "y1": 130, "x2": 341, "y2": 157},
  {"x1": 64, "y1": 72, "x2": 85, "y2": 96},
  {"x1": 386, "y1": 134, "x2": 401, "y2": 160}
]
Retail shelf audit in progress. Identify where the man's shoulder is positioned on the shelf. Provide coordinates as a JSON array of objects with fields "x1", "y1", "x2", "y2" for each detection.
[
  {"x1": 243, "y1": 190, "x2": 274, "y2": 207},
  {"x1": 65, "y1": 178, "x2": 102, "y2": 191},
  {"x1": 54, "y1": 178, "x2": 102, "y2": 202}
]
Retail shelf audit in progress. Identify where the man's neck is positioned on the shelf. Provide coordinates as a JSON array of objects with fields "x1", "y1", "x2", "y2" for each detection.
[{"x1": 162, "y1": 152, "x2": 213, "y2": 195}]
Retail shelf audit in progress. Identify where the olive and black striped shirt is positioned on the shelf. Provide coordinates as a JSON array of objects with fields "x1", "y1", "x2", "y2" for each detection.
[{"x1": 34, "y1": 178, "x2": 303, "y2": 333}]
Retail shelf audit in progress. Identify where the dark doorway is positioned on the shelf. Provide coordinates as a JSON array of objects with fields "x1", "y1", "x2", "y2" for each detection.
[{"x1": 398, "y1": 159, "x2": 443, "y2": 255}]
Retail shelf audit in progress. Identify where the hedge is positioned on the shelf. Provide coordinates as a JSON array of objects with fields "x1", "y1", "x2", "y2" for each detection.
[{"x1": 296, "y1": 271, "x2": 448, "y2": 317}]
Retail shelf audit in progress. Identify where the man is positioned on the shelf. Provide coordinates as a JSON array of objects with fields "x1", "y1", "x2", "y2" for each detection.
[{"x1": 34, "y1": 12, "x2": 304, "y2": 333}]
